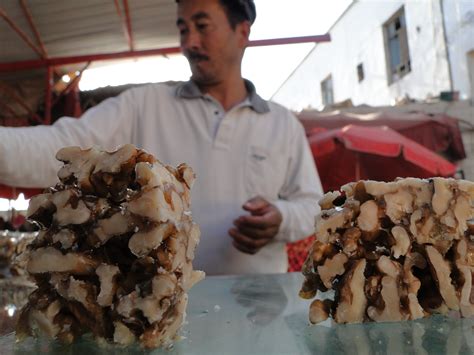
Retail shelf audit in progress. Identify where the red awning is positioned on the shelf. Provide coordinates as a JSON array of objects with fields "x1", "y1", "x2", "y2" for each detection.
[
  {"x1": 299, "y1": 111, "x2": 466, "y2": 161},
  {"x1": 309, "y1": 125, "x2": 457, "y2": 192}
]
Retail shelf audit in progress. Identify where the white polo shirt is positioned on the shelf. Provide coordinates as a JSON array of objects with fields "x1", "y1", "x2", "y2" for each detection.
[{"x1": 0, "y1": 80, "x2": 323, "y2": 275}]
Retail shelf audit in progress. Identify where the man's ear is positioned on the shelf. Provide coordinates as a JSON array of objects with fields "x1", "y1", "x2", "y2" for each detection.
[{"x1": 237, "y1": 20, "x2": 251, "y2": 48}]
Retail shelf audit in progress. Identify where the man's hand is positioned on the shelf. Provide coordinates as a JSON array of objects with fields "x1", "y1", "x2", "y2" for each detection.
[{"x1": 228, "y1": 196, "x2": 283, "y2": 254}]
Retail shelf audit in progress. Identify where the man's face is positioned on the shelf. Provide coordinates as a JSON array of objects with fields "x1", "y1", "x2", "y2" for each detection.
[{"x1": 176, "y1": 0, "x2": 249, "y2": 85}]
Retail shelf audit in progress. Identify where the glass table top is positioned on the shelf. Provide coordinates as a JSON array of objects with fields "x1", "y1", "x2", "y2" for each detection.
[{"x1": 0, "y1": 272, "x2": 473, "y2": 354}]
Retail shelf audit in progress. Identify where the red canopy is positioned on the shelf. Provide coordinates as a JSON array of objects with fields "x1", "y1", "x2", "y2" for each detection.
[
  {"x1": 299, "y1": 111, "x2": 466, "y2": 161},
  {"x1": 309, "y1": 125, "x2": 457, "y2": 192}
]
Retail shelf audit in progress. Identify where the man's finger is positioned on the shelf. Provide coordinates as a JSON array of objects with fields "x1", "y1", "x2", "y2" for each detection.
[
  {"x1": 243, "y1": 196, "x2": 269, "y2": 213},
  {"x1": 231, "y1": 240, "x2": 258, "y2": 255},
  {"x1": 229, "y1": 228, "x2": 268, "y2": 250},
  {"x1": 233, "y1": 222, "x2": 276, "y2": 240},
  {"x1": 236, "y1": 212, "x2": 278, "y2": 229},
  {"x1": 234, "y1": 215, "x2": 268, "y2": 230}
]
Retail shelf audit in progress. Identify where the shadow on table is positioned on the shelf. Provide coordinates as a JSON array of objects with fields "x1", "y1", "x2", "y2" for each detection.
[
  {"x1": 4, "y1": 332, "x2": 180, "y2": 355},
  {"x1": 285, "y1": 312, "x2": 474, "y2": 355},
  {"x1": 231, "y1": 274, "x2": 288, "y2": 326}
]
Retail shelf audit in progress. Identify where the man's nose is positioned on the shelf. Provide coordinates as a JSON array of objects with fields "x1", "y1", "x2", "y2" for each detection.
[{"x1": 181, "y1": 30, "x2": 201, "y2": 51}]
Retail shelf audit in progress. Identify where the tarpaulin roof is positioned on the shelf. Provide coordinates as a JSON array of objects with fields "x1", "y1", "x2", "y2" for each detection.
[
  {"x1": 298, "y1": 110, "x2": 466, "y2": 161},
  {"x1": 309, "y1": 124, "x2": 457, "y2": 192}
]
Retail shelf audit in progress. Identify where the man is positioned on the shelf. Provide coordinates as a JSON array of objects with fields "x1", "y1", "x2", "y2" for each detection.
[{"x1": 0, "y1": 0, "x2": 323, "y2": 274}]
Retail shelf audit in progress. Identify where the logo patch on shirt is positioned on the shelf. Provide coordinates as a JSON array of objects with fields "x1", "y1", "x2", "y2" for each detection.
[{"x1": 252, "y1": 153, "x2": 266, "y2": 161}]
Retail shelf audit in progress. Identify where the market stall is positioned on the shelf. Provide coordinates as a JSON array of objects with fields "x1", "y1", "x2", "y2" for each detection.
[{"x1": 1, "y1": 2, "x2": 473, "y2": 353}]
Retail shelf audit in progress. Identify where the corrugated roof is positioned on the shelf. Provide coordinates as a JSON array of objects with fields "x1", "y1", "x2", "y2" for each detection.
[{"x1": 0, "y1": 0, "x2": 178, "y2": 65}]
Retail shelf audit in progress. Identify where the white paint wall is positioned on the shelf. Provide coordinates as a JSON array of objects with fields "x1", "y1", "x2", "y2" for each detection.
[
  {"x1": 272, "y1": 0, "x2": 452, "y2": 111},
  {"x1": 442, "y1": 0, "x2": 474, "y2": 99}
]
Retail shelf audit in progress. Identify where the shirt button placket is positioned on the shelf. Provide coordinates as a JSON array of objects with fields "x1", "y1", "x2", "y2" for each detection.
[{"x1": 215, "y1": 113, "x2": 235, "y2": 150}]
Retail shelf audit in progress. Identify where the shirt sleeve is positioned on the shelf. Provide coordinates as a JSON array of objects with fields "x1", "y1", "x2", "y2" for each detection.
[
  {"x1": 0, "y1": 88, "x2": 138, "y2": 188},
  {"x1": 272, "y1": 115, "x2": 323, "y2": 243}
]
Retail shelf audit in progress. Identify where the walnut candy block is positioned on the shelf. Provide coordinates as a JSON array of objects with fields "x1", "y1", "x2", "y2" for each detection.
[
  {"x1": 300, "y1": 178, "x2": 474, "y2": 324},
  {"x1": 16, "y1": 145, "x2": 204, "y2": 348}
]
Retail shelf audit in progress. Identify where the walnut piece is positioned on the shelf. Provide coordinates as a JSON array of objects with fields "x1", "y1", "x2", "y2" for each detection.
[
  {"x1": 391, "y1": 226, "x2": 410, "y2": 259},
  {"x1": 334, "y1": 259, "x2": 367, "y2": 323},
  {"x1": 309, "y1": 299, "x2": 333, "y2": 324},
  {"x1": 27, "y1": 247, "x2": 99, "y2": 275}
]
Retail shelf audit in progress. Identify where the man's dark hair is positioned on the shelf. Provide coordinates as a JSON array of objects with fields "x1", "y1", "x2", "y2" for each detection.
[{"x1": 176, "y1": 0, "x2": 256, "y2": 29}]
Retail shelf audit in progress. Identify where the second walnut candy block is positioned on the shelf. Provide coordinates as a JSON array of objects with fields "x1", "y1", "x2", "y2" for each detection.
[{"x1": 301, "y1": 178, "x2": 474, "y2": 324}]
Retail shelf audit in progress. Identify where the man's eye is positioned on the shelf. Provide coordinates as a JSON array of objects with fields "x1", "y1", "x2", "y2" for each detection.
[
  {"x1": 179, "y1": 28, "x2": 189, "y2": 36},
  {"x1": 196, "y1": 23, "x2": 209, "y2": 31}
]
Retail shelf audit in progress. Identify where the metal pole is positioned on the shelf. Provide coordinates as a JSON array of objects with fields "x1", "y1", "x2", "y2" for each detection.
[
  {"x1": 248, "y1": 34, "x2": 331, "y2": 48},
  {"x1": 19, "y1": 0, "x2": 48, "y2": 57},
  {"x1": 52, "y1": 62, "x2": 91, "y2": 107},
  {"x1": 114, "y1": 0, "x2": 134, "y2": 51},
  {"x1": 0, "y1": 6, "x2": 44, "y2": 58},
  {"x1": 0, "y1": 34, "x2": 332, "y2": 72},
  {"x1": 355, "y1": 152, "x2": 361, "y2": 181},
  {"x1": 44, "y1": 66, "x2": 53, "y2": 124},
  {"x1": 122, "y1": 0, "x2": 134, "y2": 51},
  {"x1": 439, "y1": 0, "x2": 454, "y2": 91}
]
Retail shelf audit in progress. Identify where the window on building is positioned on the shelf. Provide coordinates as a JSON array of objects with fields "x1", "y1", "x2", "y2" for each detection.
[
  {"x1": 357, "y1": 63, "x2": 364, "y2": 82},
  {"x1": 383, "y1": 7, "x2": 411, "y2": 84},
  {"x1": 321, "y1": 75, "x2": 334, "y2": 106}
]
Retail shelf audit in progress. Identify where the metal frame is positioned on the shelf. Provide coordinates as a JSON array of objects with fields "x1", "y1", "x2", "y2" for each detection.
[
  {"x1": 19, "y1": 0, "x2": 48, "y2": 58},
  {"x1": 249, "y1": 35, "x2": 330, "y2": 48},
  {"x1": 0, "y1": 33, "x2": 331, "y2": 125},
  {"x1": 383, "y1": 6, "x2": 411, "y2": 85},
  {"x1": 0, "y1": 81, "x2": 43, "y2": 124},
  {"x1": 0, "y1": 98, "x2": 19, "y2": 118},
  {"x1": 0, "y1": 1, "x2": 331, "y2": 124},
  {"x1": 52, "y1": 62, "x2": 91, "y2": 108},
  {"x1": 0, "y1": 7, "x2": 44, "y2": 58},
  {"x1": 44, "y1": 66, "x2": 52, "y2": 124},
  {"x1": 0, "y1": 4, "x2": 51, "y2": 125},
  {"x1": 0, "y1": 34, "x2": 331, "y2": 72},
  {"x1": 114, "y1": 0, "x2": 135, "y2": 51}
]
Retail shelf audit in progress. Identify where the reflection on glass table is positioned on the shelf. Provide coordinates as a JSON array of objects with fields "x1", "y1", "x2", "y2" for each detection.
[{"x1": 0, "y1": 273, "x2": 473, "y2": 354}]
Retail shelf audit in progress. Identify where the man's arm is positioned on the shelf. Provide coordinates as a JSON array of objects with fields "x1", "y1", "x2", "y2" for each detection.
[
  {"x1": 0, "y1": 89, "x2": 138, "y2": 188},
  {"x1": 272, "y1": 120, "x2": 323, "y2": 243}
]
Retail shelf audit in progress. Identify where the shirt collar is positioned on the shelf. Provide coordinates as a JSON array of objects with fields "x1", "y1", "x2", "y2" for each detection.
[{"x1": 176, "y1": 79, "x2": 270, "y2": 114}]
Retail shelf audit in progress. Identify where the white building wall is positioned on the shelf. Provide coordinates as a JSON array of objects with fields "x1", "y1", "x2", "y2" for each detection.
[
  {"x1": 442, "y1": 0, "x2": 474, "y2": 99},
  {"x1": 272, "y1": 0, "x2": 452, "y2": 111}
]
